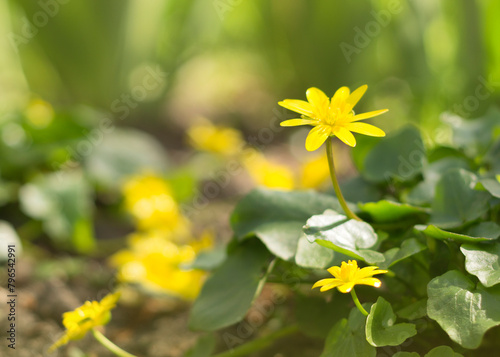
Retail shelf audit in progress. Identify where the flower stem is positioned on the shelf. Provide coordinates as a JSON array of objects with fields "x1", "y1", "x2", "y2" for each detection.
[
  {"x1": 350, "y1": 288, "x2": 369, "y2": 316},
  {"x1": 325, "y1": 138, "x2": 362, "y2": 221},
  {"x1": 211, "y1": 325, "x2": 299, "y2": 357},
  {"x1": 92, "y1": 329, "x2": 137, "y2": 357}
]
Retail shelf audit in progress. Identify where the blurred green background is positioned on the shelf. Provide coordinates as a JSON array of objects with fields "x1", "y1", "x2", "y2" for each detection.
[{"x1": 0, "y1": 0, "x2": 499, "y2": 251}]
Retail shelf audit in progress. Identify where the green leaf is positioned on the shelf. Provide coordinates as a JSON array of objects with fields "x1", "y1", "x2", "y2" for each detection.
[
  {"x1": 340, "y1": 176, "x2": 382, "y2": 204},
  {"x1": 359, "y1": 200, "x2": 429, "y2": 223},
  {"x1": 442, "y1": 107, "x2": 500, "y2": 156},
  {"x1": 430, "y1": 169, "x2": 491, "y2": 228},
  {"x1": 366, "y1": 297, "x2": 417, "y2": 347},
  {"x1": 85, "y1": 129, "x2": 169, "y2": 189},
  {"x1": 427, "y1": 270, "x2": 500, "y2": 349},
  {"x1": 189, "y1": 240, "x2": 272, "y2": 331},
  {"x1": 425, "y1": 346, "x2": 463, "y2": 357},
  {"x1": 415, "y1": 224, "x2": 497, "y2": 243},
  {"x1": 183, "y1": 334, "x2": 216, "y2": 357},
  {"x1": 295, "y1": 235, "x2": 334, "y2": 269},
  {"x1": 379, "y1": 238, "x2": 427, "y2": 270},
  {"x1": 396, "y1": 299, "x2": 427, "y2": 320},
  {"x1": 295, "y1": 295, "x2": 346, "y2": 338},
  {"x1": 185, "y1": 244, "x2": 227, "y2": 271},
  {"x1": 231, "y1": 188, "x2": 342, "y2": 261},
  {"x1": 303, "y1": 210, "x2": 385, "y2": 264},
  {"x1": 466, "y1": 221, "x2": 500, "y2": 239},
  {"x1": 406, "y1": 157, "x2": 471, "y2": 206},
  {"x1": 362, "y1": 125, "x2": 425, "y2": 183},
  {"x1": 321, "y1": 307, "x2": 375, "y2": 357},
  {"x1": 480, "y1": 177, "x2": 500, "y2": 198},
  {"x1": 461, "y1": 243, "x2": 500, "y2": 287},
  {"x1": 19, "y1": 170, "x2": 95, "y2": 253}
]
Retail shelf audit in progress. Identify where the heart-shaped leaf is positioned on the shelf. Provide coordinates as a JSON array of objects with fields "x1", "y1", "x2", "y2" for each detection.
[
  {"x1": 427, "y1": 270, "x2": 500, "y2": 349},
  {"x1": 321, "y1": 306, "x2": 375, "y2": 357},
  {"x1": 303, "y1": 210, "x2": 384, "y2": 264},
  {"x1": 231, "y1": 188, "x2": 342, "y2": 261},
  {"x1": 379, "y1": 238, "x2": 427, "y2": 270},
  {"x1": 425, "y1": 346, "x2": 463, "y2": 357},
  {"x1": 366, "y1": 297, "x2": 417, "y2": 347},
  {"x1": 430, "y1": 169, "x2": 490, "y2": 228},
  {"x1": 295, "y1": 235, "x2": 334, "y2": 269},
  {"x1": 461, "y1": 243, "x2": 500, "y2": 287}
]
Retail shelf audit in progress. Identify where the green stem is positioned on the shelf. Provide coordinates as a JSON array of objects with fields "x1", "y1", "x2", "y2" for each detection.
[
  {"x1": 211, "y1": 325, "x2": 299, "y2": 357},
  {"x1": 326, "y1": 138, "x2": 362, "y2": 221},
  {"x1": 350, "y1": 288, "x2": 368, "y2": 316},
  {"x1": 92, "y1": 329, "x2": 137, "y2": 357}
]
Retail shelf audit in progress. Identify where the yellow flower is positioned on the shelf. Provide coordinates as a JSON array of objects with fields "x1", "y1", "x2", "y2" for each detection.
[
  {"x1": 244, "y1": 151, "x2": 295, "y2": 190},
  {"x1": 187, "y1": 119, "x2": 244, "y2": 156},
  {"x1": 279, "y1": 86, "x2": 388, "y2": 151},
  {"x1": 299, "y1": 155, "x2": 331, "y2": 189},
  {"x1": 312, "y1": 260, "x2": 388, "y2": 293},
  {"x1": 49, "y1": 292, "x2": 121, "y2": 351},
  {"x1": 110, "y1": 231, "x2": 212, "y2": 300},
  {"x1": 122, "y1": 173, "x2": 188, "y2": 232}
]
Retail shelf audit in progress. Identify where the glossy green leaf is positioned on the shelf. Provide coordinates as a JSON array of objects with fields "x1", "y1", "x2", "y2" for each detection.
[
  {"x1": 186, "y1": 244, "x2": 227, "y2": 271},
  {"x1": 466, "y1": 221, "x2": 500, "y2": 239},
  {"x1": 430, "y1": 169, "x2": 490, "y2": 228},
  {"x1": 366, "y1": 297, "x2": 417, "y2": 347},
  {"x1": 189, "y1": 240, "x2": 272, "y2": 331},
  {"x1": 427, "y1": 270, "x2": 500, "y2": 349},
  {"x1": 295, "y1": 235, "x2": 334, "y2": 269},
  {"x1": 362, "y1": 125, "x2": 425, "y2": 183},
  {"x1": 396, "y1": 299, "x2": 427, "y2": 320},
  {"x1": 461, "y1": 243, "x2": 500, "y2": 287},
  {"x1": 392, "y1": 352, "x2": 419, "y2": 357},
  {"x1": 415, "y1": 224, "x2": 497, "y2": 243},
  {"x1": 425, "y1": 346, "x2": 463, "y2": 357},
  {"x1": 406, "y1": 157, "x2": 471, "y2": 205},
  {"x1": 303, "y1": 210, "x2": 385, "y2": 264},
  {"x1": 379, "y1": 238, "x2": 426, "y2": 270},
  {"x1": 231, "y1": 188, "x2": 342, "y2": 261},
  {"x1": 480, "y1": 177, "x2": 500, "y2": 198},
  {"x1": 321, "y1": 306, "x2": 375, "y2": 357},
  {"x1": 359, "y1": 200, "x2": 429, "y2": 223}
]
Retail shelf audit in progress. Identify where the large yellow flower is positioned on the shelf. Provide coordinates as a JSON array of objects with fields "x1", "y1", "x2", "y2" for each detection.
[
  {"x1": 279, "y1": 85, "x2": 388, "y2": 151},
  {"x1": 49, "y1": 292, "x2": 121, "y2": 351},
  {"x1": 312, "y1": 260, "x2": 388, "y2": 293}
]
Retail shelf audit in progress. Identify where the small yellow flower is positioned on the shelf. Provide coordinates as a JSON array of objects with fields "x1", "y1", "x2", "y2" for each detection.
[
  {"x1": 110, "y1": 231, "x2": 212, "y2": 300},
  {"x1": 122, "y1": 173, "x2": 188, "y2": 232},
  {"x1": 312, "y1": 260, "x2": 388, "y2": 293},
  {"x1": 299, "y1": 155, "x2": 331, "y2": 189},
  {"x1": 187, "y1": 119, "x2": 244, "y2": 156},
  {"x1": 279, "y1": 85, "x2": 388, "y2": 151},
  {"x1": 49, "y1": 292, "x2": 121, "y2": 351}
]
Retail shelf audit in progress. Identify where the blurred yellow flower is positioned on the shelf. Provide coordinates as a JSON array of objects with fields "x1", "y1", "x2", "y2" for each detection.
[
  {"x1": 110, "y1": 231, "x2": 212, "y2": 300},
  {"x1": 244, "y1": 152, "x2": 295, "y2": 190},
  {"x1": 299, "y1": 155, "x2": 330, "y2": 189},
  {"x1": 122, "y1": 173, "x2": 188, "y2": 232},
  {"x1": 279, "y1": 86, "x2": 388, "y2": 151},
  {"x1": 187, "y1": 119, "x2": 244, "y2": 156},
  {"x1": 49, "y1": 292, "x2": 121, "y2": 352},
  {"x1": 25, "y1": 98, "x2": 54, "y2": 128},
  {"x1": 312, "y1": 260, "x2": 388, "y2": 293}
]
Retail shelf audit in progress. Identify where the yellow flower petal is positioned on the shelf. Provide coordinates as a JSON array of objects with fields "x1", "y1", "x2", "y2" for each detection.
[
  {"x1": 327, "y1": 266, "x2": 342, "y2": 279},
  {"x1": 312, "y1": 278, "x2": 338, "y2": 289},
  {"x1": 345, "y1": 84, "x2": 367, "y2": 113},
  {"x1": 333, "y1": 126, "x2": 356, "y2": 147},
  {"x1": 337, "y1": 282, "x2": 355, "y2": 293},
  {"x1": 280, "y1": 118, "x2": 319, "y2": 127},
  {"x1": 354, "y1": 277, "x2": 383, "y2": 288},
  {"x1": 320, "y1": 281, "x2": 344, "y2": 292},
  {"x1": 331, "y1": 86, "x2": 350, "y2": 109},
  {"x1": 350, "y1": 109, "x2": 389, "y2": 122},
  {"x1": 346, "y1": 122, "x2": 385, "y2": 137},
  {"x1": 306, "y1": 87, "x2": 329, "y2": 119},
  {"x1": 305, "y1": 125, "x2": 331, "y2": 151},
  {"x1": 278, "y1": 99, "x2": 314, "y2": 117}
]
